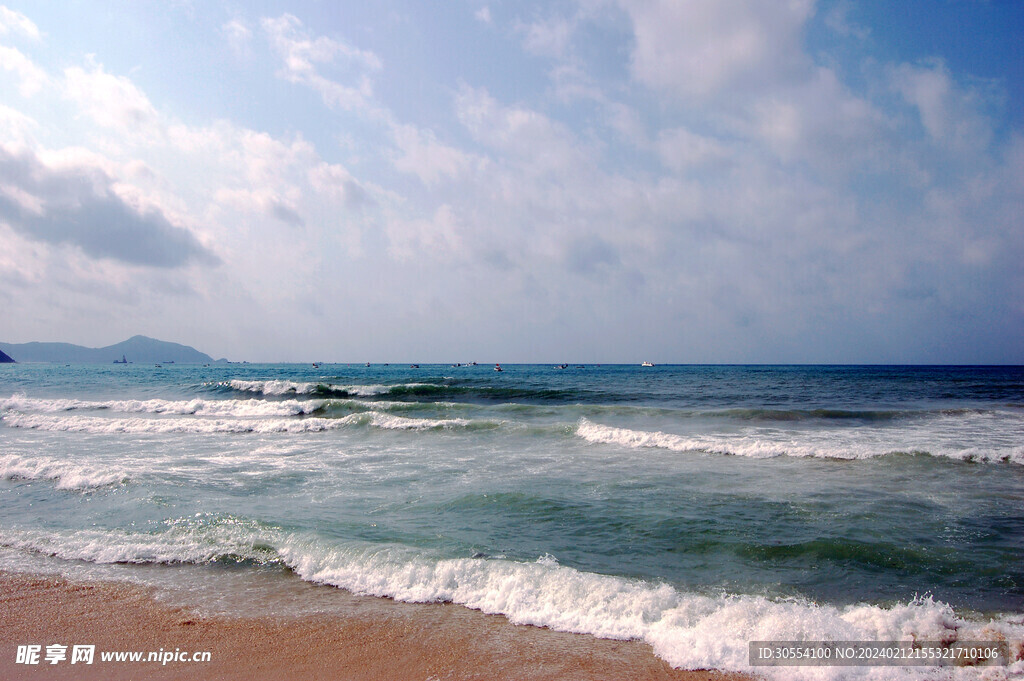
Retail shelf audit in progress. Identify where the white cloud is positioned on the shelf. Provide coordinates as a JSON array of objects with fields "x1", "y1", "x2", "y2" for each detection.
[
  {"x1": 391, "y1": 123, "x2": 476, "y2": 186},
  {"x1": 0, "y1": 2, "x2": 1019, "y2": 361},
  {"x1": 0, "y1": 37, "x2": 388, "y2": 345},
  {"x1": 890, "y1": 59, "x2": 993, "y2": 152},
  {"x1": 0, "y1": 102, "x2": 37, "y2": 143},
  {"x1": 593, "y1": 2, "x2": 891, "y2": 178},
  {"x1": 0, "y1": 143, "x2": 217, "y2": 267},
  {"x1": 656, "y1": 126, "x2": 732, "y2": 172},
  {"x1": 519, "y1": 15, "x2": 575, "y2": 58},
  {"x1": 549, "y1": 61, "x2": 605, "y2": 104},
  {"x1": 0, "y1": 6, "x2": 40, "y2": 40},
  {"x1": 824, "y1": 0, "x2": 869, "y2": 40},
  {"x1": 385, "y1": 204, "x2": 464, "y2": 261},
  {"x1": 618, "y1": 0, "x2": 814, "y2": 99},
  {"x1": 738, "y1": 66, "x2": 889, "y2": 173},
  {"x1": 456, "y1": 84, "x2": 589, "y2": 175},
  {"x1": 214, "y1": 187, "x2": 304, "y2": 227},
  {"x1": 261, "y1": 13, "x2": 382, "y2": 112},
  {"x1": 222, "y1": 19, "x2": 253, "y2": 57},
  {"x1": 236, "y1": 129, "x2": 316, "y2": 185},
  {"x1": 308, "y1": 161, "x2": 370, "y2": 209},
  {"x1": 0, "y1": 45, "x2": 47, "y2": 96},
  {"x1": 63, "y1": 64, "x2": 161, "y2": 134}
]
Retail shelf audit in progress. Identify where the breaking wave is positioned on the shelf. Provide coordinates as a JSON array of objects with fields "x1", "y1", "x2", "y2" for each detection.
[
  {"x1": 1, "y1": 394, "x2": 322, "y2": 417},
  {"x1": 0, "y1": 411, "x2": 489, "y2": 435},
  {"x1": 574, "y1": 418, "x2": 1024, "y2": 465},
  {"x1": 219, "y1": 380, "x2": 436, "y2": 398},
  {"x1": 1, "y1": 519, "x2": 1020, "y2": 680},
  {"x1": 0, "y1": 454, "x2": 128, "y2": 490},
  {"x1": 213, "y1": 379, "x2": 578, "y2": 402}
]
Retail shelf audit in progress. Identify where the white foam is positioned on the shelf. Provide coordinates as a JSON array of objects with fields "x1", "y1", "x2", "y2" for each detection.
[
  {"x1": 1, "y1": 394, "x2": 323, "y2": 417},
  {"x1": 194, "y1": 545, "x2": 1024, "y2": 679},
  {"x1": 1, "y1": 411, "x2": 475, "y2": 435},
  {"x1": 227, "y1": 379, "x2": 317, "y2": 395},
  {"x1": 0, "y1": 516, "x2": 273, "y2": 565},
  {"x1": 575, "y1": 418, "x2": 1024, "y2": 465},
  {"x1": 0, "y1": 454, "x2": 127, "y2": 490},
  {"x1": 3, "y1": 522, "x2": 1019, "y2": 680},
  {"x1": 224, "y1": 380, "x2": 431, "y2": 397},
  {"x1": 364, "y1": 412, "x2": 471, "y2": 430},
  {"x1": 1, "y1": 412, "x2": 342, "y2": 434}
]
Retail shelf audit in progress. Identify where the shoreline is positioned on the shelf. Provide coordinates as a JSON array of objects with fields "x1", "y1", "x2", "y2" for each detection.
[{"x1": 0, "y1": 570, "x2": 753, "y2": 680}]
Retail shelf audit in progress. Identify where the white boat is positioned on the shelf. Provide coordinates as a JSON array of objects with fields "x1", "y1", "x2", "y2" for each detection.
[{"x1": 641, "y1": 361, "x2": 654, "y2": 367}]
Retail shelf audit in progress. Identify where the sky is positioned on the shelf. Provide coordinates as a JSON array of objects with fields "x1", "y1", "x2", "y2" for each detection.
[{"x1": 0, "y1": 1, "x2": 1021, "y2": 364}]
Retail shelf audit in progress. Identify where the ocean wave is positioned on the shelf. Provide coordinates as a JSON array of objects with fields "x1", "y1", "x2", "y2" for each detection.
[
  {"x1": 5, "y1": 393, "x2": 1010, "y2": 430},
  {"x1": 1, "y1": 393, "x2": 323, "y2": 417},
  {"x1": 0, "y1": 515, "x2": 280, "y2": 566},
  {"x1": 0, "y1": 411, "x2": 489, "y2": 435},
  {"x1": 1, "y1": 413, "x2": 343, "y2": 434},
  {"x1": 219, "y1": 380, "x2": 435, "y2": 398},
  {"x1": 704, "y1": 407, "x2": 907, "y2": 421},
  {"x1": 574, "y1": 418, "x2": 1024, "y2": 465},
  {"x1": 355, "y1": 412, "x2": 482, "y2": 431},
  {"x1": 212, "y1": 379, "x2": 579, "y2": 402},
  {"x1": 2, "y1": 520, "x2": 1020, "y2": 679},
  {"x1": 0, "y1": 454, "x2": 128, "y2": 490}
]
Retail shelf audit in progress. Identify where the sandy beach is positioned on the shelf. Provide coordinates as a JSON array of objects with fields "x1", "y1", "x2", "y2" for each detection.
[{"x1": 0, "y1": 571, "x2": 752, "y2": 681}]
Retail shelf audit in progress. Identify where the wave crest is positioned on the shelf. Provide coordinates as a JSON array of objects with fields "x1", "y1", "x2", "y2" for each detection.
[
  {"x1": 1, "y1": 411, "x2": 491, "y2": 435},
  {"x1": 2, "y1": 393, "x2": 323, "y2": 417},
  {"x1": 2, "y1": 521, "x2": 1020, "y2": 678},
  {"x1": 574, "y1": 418, "x2": 1024, "y2": 465},
  {"x1": 0, "y1": 454, "x2": 127, "y2": 490}
]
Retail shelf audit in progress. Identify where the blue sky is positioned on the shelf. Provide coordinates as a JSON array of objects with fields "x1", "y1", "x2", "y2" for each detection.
[{"x1": 0, "y1": 1, "x2": 1021, "y2": 363}]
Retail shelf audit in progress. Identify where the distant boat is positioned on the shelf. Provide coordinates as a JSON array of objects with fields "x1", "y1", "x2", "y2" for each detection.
[
  {"x1": 641, "y1": 361, "x2": 655, "y2": 367},
  {"x1": 494, "y1": 363, "x2": 503, "y2": 372},
  {"x1": 410, "y1": 364, "x2": 419, "y2": 368},
  {"x1": 113, "y1": 354, "x2": 128, "y2": 364}
]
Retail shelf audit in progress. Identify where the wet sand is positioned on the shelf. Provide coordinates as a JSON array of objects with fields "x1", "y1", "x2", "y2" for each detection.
[{"x1": 0, "y1": 571, "x2": 754, "y2": 680}]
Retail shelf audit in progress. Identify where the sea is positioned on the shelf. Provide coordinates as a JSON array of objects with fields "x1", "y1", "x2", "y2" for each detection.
[{"x1": 1, "y1": 363, "x2": 1022, "y2": 679}]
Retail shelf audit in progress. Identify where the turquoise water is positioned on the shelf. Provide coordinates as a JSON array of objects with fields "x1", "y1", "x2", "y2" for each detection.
[{"x1": 2, "y1": 363, "x2": 1022, "y2": 677}]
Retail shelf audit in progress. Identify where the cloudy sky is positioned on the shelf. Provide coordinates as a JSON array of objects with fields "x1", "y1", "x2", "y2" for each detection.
[{"x1": 0, "y1": 1, "x2": 1021, "y2": 363}]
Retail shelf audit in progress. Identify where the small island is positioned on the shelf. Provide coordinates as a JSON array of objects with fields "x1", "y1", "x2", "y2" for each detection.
[{"x1": 0, "y1": 335, "x2": 216, "y2": 364}]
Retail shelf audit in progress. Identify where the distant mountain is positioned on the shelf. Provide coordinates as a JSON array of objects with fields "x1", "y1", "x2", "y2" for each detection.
[
  {"x1": 0, "y1": 335, "x2": 216, "y2": 364},
  {"x1": 0, "y1": 348, "x2": 14, "y2": 363}
]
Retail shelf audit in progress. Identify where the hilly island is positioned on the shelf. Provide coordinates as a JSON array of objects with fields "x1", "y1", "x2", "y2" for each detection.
[{"x1": 0, "y1": 335, "x2": 218, "y2": 364}]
